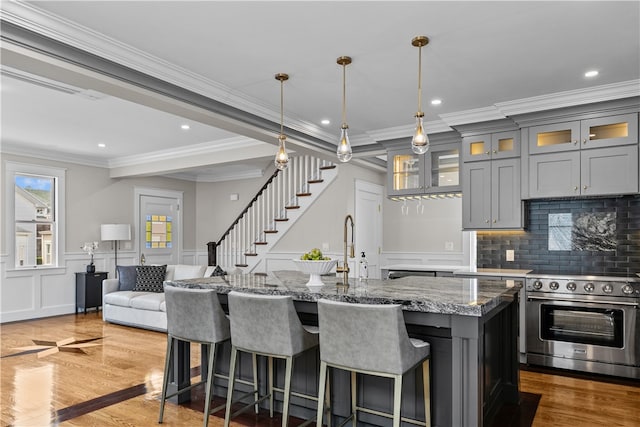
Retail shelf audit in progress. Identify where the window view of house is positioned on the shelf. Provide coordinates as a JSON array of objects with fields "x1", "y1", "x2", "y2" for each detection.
[{"x1": 14, "y1": 173, "x2": 56, "y2": 267}]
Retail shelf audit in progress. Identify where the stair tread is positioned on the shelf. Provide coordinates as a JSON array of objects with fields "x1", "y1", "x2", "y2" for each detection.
[
  {"x1": 264, "y1": 230, "x2": 278, "y2": 234},
  {"x1": 274, "y1": 218, "x2": 289, "y2": 222},
  {"x1": 296, "y1": 192, "x2": 312, "y2": 197},
  {"x1": 307, "y1": 179, "x2": 324, "y2": 184},
  {"x1": 244, "y1": 253, "x2": 258, "y2": 256},
  {"x1": 285, "y1": 206, "x2": 300, "y2": 209},
  {"x1": 235, "y1": 264, "x2": 248, "y2": 267},
  {"x1": 319, "y1": 165, "x2": 337, "y2": 170},
  {"x1": 255, "y1": 242, "x2": 268, "y2": 245}
]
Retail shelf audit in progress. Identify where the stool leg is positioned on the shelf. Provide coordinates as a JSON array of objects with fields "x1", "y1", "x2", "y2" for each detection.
[
  {"x1": 316, "y1": 361, "x2": 328, "y2": 427},
  {"x1": 281, "y1": 356, "x2": 293, "y2": 427},
  {"x1": 224, "y1": 345, "x2": 239, "y2": 427},
  {"x1": 252, "y1": 352, "x2": 259, "y2": 414},
  {"x1": 268, "y1": 356, "x2": 274, "y2": 418},
  {"x1": 203, "y1": 343, "x2": 216, "y2": 427},
  {"x1": 325, "y1": 365, "x2": 332, "y2": 427},
  {"x1": 351, "y1": 371, "x2": 357, "y2": 426},
  {"x1": 392, "y1": 374, "x2": 402, "y2": 427},
  {"x1": 158, "y1": 335, "x2": 174, "y2": 423},
  {"x1": 423, "y1": 359, "x2": 431, "y2": 427}
]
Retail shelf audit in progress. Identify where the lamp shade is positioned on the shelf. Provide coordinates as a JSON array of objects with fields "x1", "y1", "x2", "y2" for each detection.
[{"x1": 100, "y1": 224, "x2": 131, "y2": 241}]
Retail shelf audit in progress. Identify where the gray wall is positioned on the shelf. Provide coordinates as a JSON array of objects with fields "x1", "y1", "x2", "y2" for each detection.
[{"x1": 1, "y1": 153, "x2": 198, "y2": 253}]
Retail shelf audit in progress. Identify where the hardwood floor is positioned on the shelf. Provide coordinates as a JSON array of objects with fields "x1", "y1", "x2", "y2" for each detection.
[{"x1": 1, "y1": 313, "x2": 638, "y2": 426}]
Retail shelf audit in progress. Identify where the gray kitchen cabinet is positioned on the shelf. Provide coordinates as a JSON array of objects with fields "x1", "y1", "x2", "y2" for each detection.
[
  {"x1": 581, "y1": 144, "x2": 639, "y2": 195},
  {"x1": 529, "y1": 151, "x2": 581, "y2": 198},
  {"x1": 528, "y1": 113, "x2": 638, "y2": 155},
  {"x1": 462, "y1": 157, "x2": 522, "y2": 229},
  {"x1": 462, "y1": 130, "x2": 520, "y2": 162},
  {"x1": 387, "y1": 142, "x2": 461, "y2": 197}
]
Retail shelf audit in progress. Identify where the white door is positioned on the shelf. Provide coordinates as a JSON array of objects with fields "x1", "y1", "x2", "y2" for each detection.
[
  {"x1": 355, "y1": 180, "x2": 383, "y2": 279},
  {"x1": 135, "y1": 188, "x2": 182, "y2": 266}
]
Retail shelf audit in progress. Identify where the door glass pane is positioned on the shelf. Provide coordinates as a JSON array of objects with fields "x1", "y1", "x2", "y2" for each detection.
[
  {"x1": 469, "y1": 141, "x2": 486, "y2": 156},
  {"x1": 537, "y1": 129, "x2": 572, "y2": 147},
  {"x1": 392, "y1": 154, "x2": 420, "y2": 191},
  {"x1": 588, "y1": 122, "x2": 628, "y2": 140},
  {"x1": 497, "y1": 137, "x2": 514, "y2": 153},
  {"x1": 145, "y1": 215, "x2": 173, "y2": 248},
  {"x1": 431, "y1": 149, "x2": 459, "y2": 187}
]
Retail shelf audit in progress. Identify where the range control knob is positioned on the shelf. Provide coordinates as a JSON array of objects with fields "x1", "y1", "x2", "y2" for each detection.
[
  {"x1": 566, "y1": 282, "x2": 577, "y2": 291},
  {"x1": 622, "y1": 284, "x2": 634, "y2": 295},
  {"x1": 602, "y1": 283, "x2": 614, "y2": 294},
  {"x1": 549, "y1": 281, "x2": 560, "y2": 290},
  {"x1": 584, "y1": 282, "x2": 595, "y2": 293},
  {"x1": 532, "y1": 280, "x2": 543, "y2": 290}
]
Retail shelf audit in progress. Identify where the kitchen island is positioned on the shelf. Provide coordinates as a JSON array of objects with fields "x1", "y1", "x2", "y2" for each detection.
[{"x1": 165, "y1": 271, "x2": 521, "y2": 427}]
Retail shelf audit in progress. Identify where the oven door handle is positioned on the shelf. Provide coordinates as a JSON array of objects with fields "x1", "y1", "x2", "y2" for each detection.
[{"x1": 527, "y1": 295, "x2": 639, "y2": 307}]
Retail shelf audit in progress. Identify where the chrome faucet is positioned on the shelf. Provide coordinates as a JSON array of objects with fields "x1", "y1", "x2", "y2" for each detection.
[{"x1": 336, "y1": 214, "x2": 355, "y2": 285}]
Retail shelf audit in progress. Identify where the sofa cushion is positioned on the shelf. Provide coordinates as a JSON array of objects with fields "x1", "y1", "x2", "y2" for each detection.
[
  {"x1": 133, "y1": 265, "x2": 167, "y2": 292},
  {"x1": 104, "y1": 291, "x2": 146, "y2": 307},
  {"x1": 130, "y1": 293, "x2": 166, "y2": 311},
  {"x1": 117, "y1": 265, "x2": 138, "y2": 291},
  {"x1": 172, "y1": 265, "x2": 207, "y2": 280}
]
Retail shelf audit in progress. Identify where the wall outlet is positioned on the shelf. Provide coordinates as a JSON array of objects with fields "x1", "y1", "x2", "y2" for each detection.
[
  {"x1": 506, "y1": 249, "x2": 515, "y2": 262},
  {"x1": 445, "y1": 241, "x2": 454, "y2": 251},
  {"x1": 322, "y1": 242, "x2": 329, "y2": 251}
]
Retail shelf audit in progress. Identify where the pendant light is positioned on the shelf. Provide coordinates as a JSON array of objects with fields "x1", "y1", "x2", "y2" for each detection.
[
  {"x1": 274, "y1": 73, "x2": 289, "y2": 170},
  {"x1": 336, "y1": 56, "x2": 353, "y2": 162},
  {"x1": 411, "y1": 36, "x2": 430, "y2": 154}
]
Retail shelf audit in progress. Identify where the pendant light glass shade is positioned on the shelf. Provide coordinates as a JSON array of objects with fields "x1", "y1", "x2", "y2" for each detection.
[
  {"x1": 275, "y1": 135, "x2": 289, "y2": 170},
  {"x1": 411, "y1": 36, "x2": 430, "y2": 155},
  {"x1": 337, "y1": 124, "x2": 352, "y2": 162},
  {"x1": 274, "y1": 73, "x2": 289, "y2": 170},
  {"x1": 336, "y1": 56, "x2": 353, "y2": 163}
]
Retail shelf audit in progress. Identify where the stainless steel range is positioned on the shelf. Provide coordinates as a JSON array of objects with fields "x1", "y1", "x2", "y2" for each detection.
[{"x1": 526, "y1": 274, "x2": 640, "y2": 379}]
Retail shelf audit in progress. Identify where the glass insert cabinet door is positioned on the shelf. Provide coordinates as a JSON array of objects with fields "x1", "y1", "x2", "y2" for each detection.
[
  {"x1": 430, "y1": 147, "x2": 460, "y2": 188},
  {"x1": 391, "y1": 152, "x2": 422, "y2": 193}
]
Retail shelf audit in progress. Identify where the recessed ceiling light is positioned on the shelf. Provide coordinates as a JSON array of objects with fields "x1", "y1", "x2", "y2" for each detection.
[
  {"x1": 431, "y1": 99, "x2": 442, "y2": 105},
  {"x1": 98, "y1": 143, "x2": 106, "y2": 148},
  {"x1": 321, "y1": 119, "x2": 331, "y2": 125},
  {"x1": 181, "y1": 124, "x2": 190, "y2": 130},
  {"x1": 585, "y1": 70, "x2": 599, "y2": 78}
]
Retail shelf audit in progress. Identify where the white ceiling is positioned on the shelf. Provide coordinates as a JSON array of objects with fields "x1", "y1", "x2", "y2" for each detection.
[{"x1": 1, "y1": 1, "x2": 639, "y2": 180}]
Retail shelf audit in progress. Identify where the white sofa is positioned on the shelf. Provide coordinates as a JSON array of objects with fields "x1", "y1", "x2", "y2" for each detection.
[{"x1": 102, "y1": 264, "x2": 215, "y2": 332}]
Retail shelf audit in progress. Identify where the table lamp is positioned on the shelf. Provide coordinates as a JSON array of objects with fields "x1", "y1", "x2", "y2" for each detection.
[{"x1": 101, "y1": 224, "x2": 131, "y2": 277}]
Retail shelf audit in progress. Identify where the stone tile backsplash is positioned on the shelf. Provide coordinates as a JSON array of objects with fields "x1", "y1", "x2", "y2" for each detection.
[{"x1": 476, "y1": 195, "x2": 640, "y2": 277}]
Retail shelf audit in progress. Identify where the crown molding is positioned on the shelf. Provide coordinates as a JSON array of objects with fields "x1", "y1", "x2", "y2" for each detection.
[
  {"x1": 439, "y1": 106, "x2": 506, "y2": 127},
  {"x1": 164, "y1": 168, "x2": 265, "y2": 183},
  {"x1": 107, "y1": 136, "x2": 265, "y2": 169},
  {"x1": 495, "y1": 80, "x2": 640, "y2": 116},
  {"x1": 0, "y1": 141, "x2": 109, "y2": 168}
]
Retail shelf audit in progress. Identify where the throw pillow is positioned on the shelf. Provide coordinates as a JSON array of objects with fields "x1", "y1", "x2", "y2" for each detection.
[
  {"x1": 210, "y1": 265, "x2": 227, "y2": 277},
  {"x1": 117, "y1": 265, "x2": 138, "y2": 291},
  {"x1": 133, "y1": 265, "x2": 167, "y2": 293}
]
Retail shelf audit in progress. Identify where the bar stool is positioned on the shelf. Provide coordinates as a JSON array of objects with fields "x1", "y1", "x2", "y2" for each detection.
[
  {"x1": 158, "y1": 286, "x2": 231, "y2": 427},
  {"x1": 316, "y1": 299, "x2": 431, "y2": 427},
  {"x1": 224, "y1": 291, "x2": 330, "y2": 427}
]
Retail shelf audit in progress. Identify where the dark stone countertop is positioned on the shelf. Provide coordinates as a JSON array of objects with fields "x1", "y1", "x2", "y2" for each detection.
[{"x1": 164, "y1": 270, "x2": 521, "y2": 317}]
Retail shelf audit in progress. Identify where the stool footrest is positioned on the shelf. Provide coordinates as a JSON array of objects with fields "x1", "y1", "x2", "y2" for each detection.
[
  {"x1": 162, "y1": 379, "x2": 204, "y2": 401},
  {"x1": 229, "y1": 391, "x2": 271, "y2": 418},
  {"x1": 355, "y1": 406, "x2": 428, "y2": 426}
]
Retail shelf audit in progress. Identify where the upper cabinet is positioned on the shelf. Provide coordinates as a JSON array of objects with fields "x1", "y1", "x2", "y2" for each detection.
[
  {"x1": 386, "y1": 136, "x2": 461, "y2": 197},
  {"x1": 528, "y1": 113, "x2": 638, "y2": 154},
  {"x1": 462, "y1": 130, "x2": 521, "y2": 162},
  {"x1": 527, "y1": 113, "x2": 639, "y2": 198}
]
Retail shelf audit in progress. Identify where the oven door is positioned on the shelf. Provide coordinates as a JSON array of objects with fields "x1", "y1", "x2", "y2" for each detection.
[{"x1": 527, "y1": 296, "x2": 638, "y2": 366}]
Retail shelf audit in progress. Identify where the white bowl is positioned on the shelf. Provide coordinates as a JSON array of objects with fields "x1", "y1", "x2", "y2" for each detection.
[{"x1": 292, "y1": 259, "x2": 338, "y2": 287}]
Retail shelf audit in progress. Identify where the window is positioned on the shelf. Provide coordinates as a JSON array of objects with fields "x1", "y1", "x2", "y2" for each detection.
[{"x1": 6, "y1": 162, "x2": 66, "y2": 269}]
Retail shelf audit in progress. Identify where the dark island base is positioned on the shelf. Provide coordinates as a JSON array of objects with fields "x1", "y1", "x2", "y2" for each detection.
[{"x1": 167, "y1": 295, "x2": 520, "y2": 426}]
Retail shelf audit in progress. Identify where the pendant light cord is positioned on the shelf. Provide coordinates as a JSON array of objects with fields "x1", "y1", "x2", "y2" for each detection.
[
  {"x1": 280, "y1": 79, "x2": 284, "y2": 137},
  {"x1": 342, "y1": 63, "x2": 347, "y2": 126},
  {"x1": 417, "y1": 44, "x2": 423, "y2": 113}
]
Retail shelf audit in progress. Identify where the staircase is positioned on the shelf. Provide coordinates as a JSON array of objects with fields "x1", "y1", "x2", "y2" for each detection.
[{"x1": 208, "y1": 155, "x2": 338, "y2": 273}]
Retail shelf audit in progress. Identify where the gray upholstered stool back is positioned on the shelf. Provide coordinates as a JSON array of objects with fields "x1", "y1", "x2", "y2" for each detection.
[
  {"x1": 165, "y1": 286, "x2": 230, "y2": 344},
  {"x1": 227, "y1": 291, "x2": 318, "y2": 357},
  {"x1": 317, "y1": 299, "x2": 430, "y2": 375}
]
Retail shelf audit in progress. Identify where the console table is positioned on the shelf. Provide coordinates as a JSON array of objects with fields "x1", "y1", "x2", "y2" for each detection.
[{"x1": 75, "y1": 271, "x2": 107, "y2": 313}]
